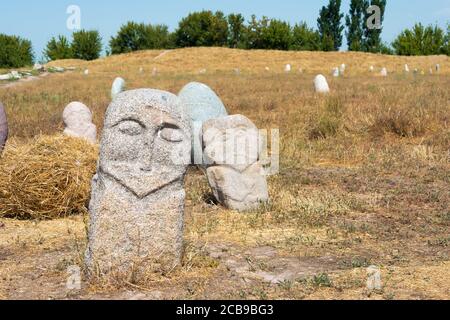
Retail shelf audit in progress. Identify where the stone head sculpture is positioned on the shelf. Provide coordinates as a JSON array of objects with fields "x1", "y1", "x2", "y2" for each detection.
[
  {"x1": 178, "y1": 82, "x2": 228, "y2": 165},
  {"x1": 111, "y1": 77, "x2": 126, "y2": 101},
  {"x1": 99, "y1": 89, "x2": 191, "y2": 199},
  {"x1": 0, "y1": 102, "x2": 8, "y2": 154},
  {"x1": 202, "y1": 115, "x2": 268, "y2": 212},
  {"x1": 63, "y1": 102, "x2": 97, "y2": 144},
  {"x1": 202, "y1": 115, "x2": 262, "y2": 173},
  {"x1": 314, "y1": 74, "x2": 330, "y2": 94},
  {"x1": 86, "y1": 89, "x2": 191, "y2": 277},
  {"x1": 332, "y1": 67, "x2": 340, "y2": 78}
]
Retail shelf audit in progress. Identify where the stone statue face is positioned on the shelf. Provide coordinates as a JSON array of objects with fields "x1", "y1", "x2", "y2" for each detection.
[
  {"x1": 99, "y1": 89, "x2": 191, "y2": 199},
  {"x1": 202, "y1": 115, "x2": 261, "y2": 173},
  {"x1": 63, "y1": 102, "x2": 93, "y2": 127}
]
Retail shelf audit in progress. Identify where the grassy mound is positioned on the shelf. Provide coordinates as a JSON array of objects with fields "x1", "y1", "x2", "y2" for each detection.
[{"x1": 0, "y1": 135, "x2": 98, "y2": 219}]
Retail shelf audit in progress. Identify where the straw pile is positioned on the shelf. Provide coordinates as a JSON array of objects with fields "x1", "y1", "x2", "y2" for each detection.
[{"x1": 0, "y1": 135, "x2": 98, "y2": 219}]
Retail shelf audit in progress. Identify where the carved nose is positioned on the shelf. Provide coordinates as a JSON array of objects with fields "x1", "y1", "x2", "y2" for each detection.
[
  {"x1": 140, "y1": 155, "x2": 154, "y2": 172},
  {"x1": 140, "y1": 132, "x2": 155, "y2": 171}
]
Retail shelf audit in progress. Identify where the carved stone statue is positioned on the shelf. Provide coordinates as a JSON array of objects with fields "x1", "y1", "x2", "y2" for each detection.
[
  {"x1": 63, "y1": 102, "x2": 97, "y2": 144},
  {"x1": 178, "y1": 82, "x2": 228, "y2": 165},
  {"x1": 111, "y1": 77, "x2": 126, "y2": 100},
  {"x1": 332, "y1": 67, "x2": 340, "y2": 77},
  {"x1": 202, "y1": 115, "x2": 268, "y2": 212},
  {"x1": 314, "y1": 75, "x2": 330, "y2": 93},
  {"x1": 85, "y1": 89, "x2": 191, "y2": 277}
]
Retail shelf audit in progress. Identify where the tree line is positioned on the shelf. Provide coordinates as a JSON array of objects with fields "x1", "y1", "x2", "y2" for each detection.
[{"x1": 1, "y1": 0, "x2": 449, "y2": 68}]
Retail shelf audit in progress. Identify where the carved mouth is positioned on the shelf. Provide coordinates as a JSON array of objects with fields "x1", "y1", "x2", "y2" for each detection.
[{"x1": 100, "y1": 164, "x2": 181, "y2": 199}]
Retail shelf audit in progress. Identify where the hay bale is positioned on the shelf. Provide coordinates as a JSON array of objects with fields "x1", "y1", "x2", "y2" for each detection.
[{"x1": 0, "y1": 135, "x2": 98, "y2": 219}]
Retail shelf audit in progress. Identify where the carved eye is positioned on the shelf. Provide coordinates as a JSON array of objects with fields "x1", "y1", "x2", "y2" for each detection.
[
  {"x1": 159, "y1": 125, "x2": 183, "y2": 142},
  {"x1": 117, "y1": 120, "x2": 144, "y2": 136}
]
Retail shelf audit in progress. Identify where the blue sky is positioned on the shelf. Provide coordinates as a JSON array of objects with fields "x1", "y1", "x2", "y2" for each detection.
[{"x1": 1, "y1": 0, "x2": 449, "y2": 61}]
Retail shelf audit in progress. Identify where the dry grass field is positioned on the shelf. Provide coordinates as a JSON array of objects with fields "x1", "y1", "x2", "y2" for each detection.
[{"x1": 0, "y1": 47, "x2": 449, "y2": 300}]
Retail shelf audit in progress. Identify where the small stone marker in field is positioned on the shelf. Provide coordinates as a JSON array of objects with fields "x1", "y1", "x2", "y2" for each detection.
[
  {"x1": 380, "y1": 68, "x2": 388, "y2": 77},
  {"x1": 139, "y1": 67, "x2": 144, "y2": 73},
  {"x1": 429, "y1": 68, "x2": 433, "y2": 75},
  {"x1": 436, "y1": 64, "x2": 440, "y2": 72},
  {"x1": 199, "y1": 69, "x2": 207, "y2": 74},
  {"x1": 234, "y1": 68, "x2": 240, "y2": 75},
  {"x1": 0, "y1": 102, "x2": 8, "y2": 154},
  {"x1": 332, "y1": 67, "x2": 340, "y2": 77},
  {"x1": 111, "y1": 77, "x2": 126, "y2": 100},
  {"x1": 52, "y1": 67, "x2": 65, "y2": 73},
  {"x1": 63, "y1": 102, "x2": 97, "y2": 144},
  {"x1": 0, "y1": 74, "x2": 11, "y2": 81},
  {"x1": 10, "y1": 71, "x2": 21, "y2": 79},
  {"x1": 285, "y1": 64, "x2": 291, "y2": 73},
  {"x1": 33, "y1": 63, "x2": 45, "y2": 72},
  {"x1": 369, "y1": 65, "x2": 374, "y2": 72},
  {"x1": 265, "y1": 67, "x2": 270, "y2": 71},
  {"x1": 404, "y1": 64, "x2": 409, "y2": 73},
  {"x1": 84, "y1": 69, "x2": 89, "y2": 75},
  {"x1": 178, "y1": 82, "x2": 228, "y2": 165},
  {"x1": 202, "y1": 115, "x2": 269, "y2": 212},
  {"x1": 1, "y1": 70, "x2": 39, "y2": 81},
  {"x1": 314, "y1": 74, "x2": 330, "y2": 93},
  {"x1": 340, "y1": 64, "x2": 346, "y2": 74},
  {"x1": 85, "y1": 89, "x2": 191, "y2": 277}
]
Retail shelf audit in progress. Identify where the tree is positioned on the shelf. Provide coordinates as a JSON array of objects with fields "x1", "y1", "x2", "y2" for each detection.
[
  {"x1": 379, "y1": 42, "x2": 394, "y2": 55},
  {"x1": 146, "y1": 24, "x2": 173, "y2": 49},
  {"x1": 110, "y1": 22, "x2": 172, "y2": 54},
  {"x1": 363, "y1": 0, "x2": 387, "y2": 52},
  {"x1": 392, "y1": 23, "x2": 446, "y2": 56},
  {"x1": 290, "y1": 22, "x2": 321, "y2": 51},
  {"x1": 317, "y1": 0, "x2": 345, "y2": 51},
  {"x1": 0, "y1": 34, "x2": 34, "y2": 68},
  {"x1": 345, "y1": 0, "x2": 366, "y2": 51},
  {"x1": 261, "y1": 19, "x2": 292, "y2": 50},
  {"x1": 443, "y1": 24, "x2": 450, "y2": 55},
  {"x1": 44, "y1": 35, "x2": 73, "y2": 61},
  {"x1": 245, "y1": 15, "x2": 270, "y2": 49},
  {"x1": 71, "y1": 30, "x2": 102, "y2": 61},
  {"x1": 228, "y1": 13, "x2": 246, "y2": 48},
  {"x1": 110, "y1": 22, "x2": 147, "y2": 53},
  {"x1": 175, "y1": 11, "x2": 229, "y2": 47},
  {"x1": 209, "y1": 11, "x2": 229, "y2": 46}
]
